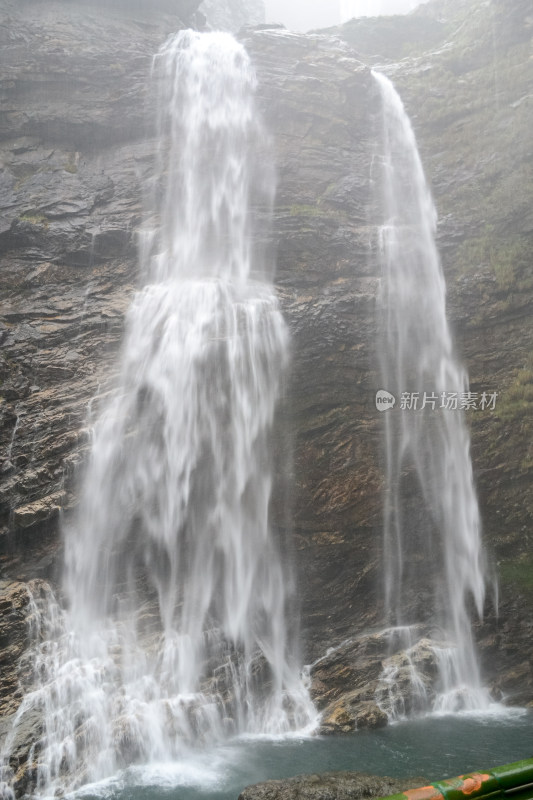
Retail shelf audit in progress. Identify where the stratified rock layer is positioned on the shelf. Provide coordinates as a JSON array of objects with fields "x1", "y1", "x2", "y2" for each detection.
[{"x1": 0, "y1": 582, "x2": 32, "y2": 719}]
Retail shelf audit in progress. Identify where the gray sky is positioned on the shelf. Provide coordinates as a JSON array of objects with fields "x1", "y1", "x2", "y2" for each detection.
[
  {"x1": 263, "y1": 0, "x2": 339, "y2": 30},
  {"x1": 263, "y1": 0, "x2": 423, "y2": 31}
]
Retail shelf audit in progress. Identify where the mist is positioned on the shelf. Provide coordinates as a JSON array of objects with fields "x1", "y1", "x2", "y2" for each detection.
[
  {"x1": 263, "y1": 0, "x2": 340, "y2": 31},
  {"x1": 340, "y1": 0, "x2": 423, "y2": 21},
  {"x1": 263, "y1": 0, "x2": 423, "y2": 31}
]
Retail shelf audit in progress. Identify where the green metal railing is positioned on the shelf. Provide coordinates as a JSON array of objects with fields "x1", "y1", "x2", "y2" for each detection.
[{"x1": 376, "y1": 759, "x2": 533, "y2": 800}]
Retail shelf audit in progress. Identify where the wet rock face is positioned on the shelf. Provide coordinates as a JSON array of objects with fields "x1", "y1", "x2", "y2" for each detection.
[
  {"x1": 308, "y1": 630, "x2": 447, "y2": 733},
  {"x1": 0, "y1": 1, "x2": 202, "y2": 148},
  {"x1": 0, "y1": 580, "x2": 56, "y2": 795},
  {"x1": 0, "y1": 582, "x2": 33, "y2": 719},
  {"x1": 0, "y1": 0, "x2": 192, "y2": 564},
  {"x1": 1, "y1": 0, "x2": 532, "y2": 743}
]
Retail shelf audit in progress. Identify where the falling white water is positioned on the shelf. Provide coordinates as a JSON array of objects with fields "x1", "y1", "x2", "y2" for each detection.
[
  {"x1": 373, "y1": 71, "x2": 492, "y2": 716},
  {"x1": 5, "y1": 411, "x2": 20, "y2": 465},
  {"x1": 1, "y1": 31, "x2": 315, "y2": 797}
]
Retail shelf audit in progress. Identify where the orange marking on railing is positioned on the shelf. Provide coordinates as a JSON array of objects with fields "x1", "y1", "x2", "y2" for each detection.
[
  {"x1": 458, "y1": 773, "x2": 492, "y2": 795},
  {"x1": 404, "y1": 788, "x2": 445, "y2": 800}
]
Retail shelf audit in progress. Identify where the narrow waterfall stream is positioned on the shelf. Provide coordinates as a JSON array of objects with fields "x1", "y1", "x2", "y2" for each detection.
[
  {"x1": 0, "y1": 31, "x2": 316, "y2": 798},
  {"x1": 372, "y1": 71, "x2": 493, "y2": 717}
]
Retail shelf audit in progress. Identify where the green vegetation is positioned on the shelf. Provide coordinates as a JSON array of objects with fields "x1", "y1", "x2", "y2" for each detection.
[
  {"x1": 499, "y1": 556, "x2": 533, "y2": 595},
  {"x1": 19, "y1": 212, "x2": 49, "y2": 228},
  {"x1": 337, "y1": 15, "x2": 447, "y2": 62},
  {"x1": 288, "y1": 203, "x2": 322, "y2": 217},
  {"x1": 286, "y1": 203, "x2": 345, "y2": 223},
  {"x1": 63, "y1": 152, "x2": 78, "y2": 174},
  {"x1": 492, "y1": 361, "x2": 533, "y2": 472},
  {"x1": 456, "y1": 232, "x2": 532, "y2": 290},
  {"x1": 498, "y1": 365, "x2": 533, "y2": 422},
  {"x1": 13, "y1": 163, "x2": 43, "y2": 190}
]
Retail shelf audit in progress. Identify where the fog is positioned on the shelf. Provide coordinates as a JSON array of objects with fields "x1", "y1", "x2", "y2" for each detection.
[
  {"x1": 263, "y1": 0, "x2": 340, "y2": 30},
  {"x1": 340, "y1": 0, "x2": 422, "y2": 20},
  {"x1": 263, "y1": 0, "x2": 423, "y2": 31}
]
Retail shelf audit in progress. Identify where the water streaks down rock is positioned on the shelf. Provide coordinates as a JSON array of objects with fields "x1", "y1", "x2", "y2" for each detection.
[{"x1": 373, "y1": 70, "x2": 490, "y2": 714}]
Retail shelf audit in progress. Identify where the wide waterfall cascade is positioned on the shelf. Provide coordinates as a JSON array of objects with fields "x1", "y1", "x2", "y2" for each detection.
[
  {"x1": 372, "y1": 71, "x2": 493, "y2": 717},
  {"x1": 1, "y1": 31, "x2": 316, "y2": 797}
]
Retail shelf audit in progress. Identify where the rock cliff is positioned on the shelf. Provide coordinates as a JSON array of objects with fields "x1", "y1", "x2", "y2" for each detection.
[{"x1": 0, "y1": 0, "x2": 532, "y2": 782}]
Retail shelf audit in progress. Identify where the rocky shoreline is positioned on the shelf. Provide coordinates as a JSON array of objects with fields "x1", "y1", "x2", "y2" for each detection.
[{"x1": 237, "y1": 771, "x2": 426, "y2": 800}]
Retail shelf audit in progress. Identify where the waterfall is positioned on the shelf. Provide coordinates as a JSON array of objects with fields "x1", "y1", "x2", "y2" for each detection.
[
  {"x1": 372, "y1": 71, "x2": 492, "y2": 716},
  {"x1": 1, "y1": 31, "x2": 315, "y2": 797}
]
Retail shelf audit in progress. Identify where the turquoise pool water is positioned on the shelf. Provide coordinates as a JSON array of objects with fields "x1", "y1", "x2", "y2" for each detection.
[{"x1": 72, "y1": 710, "x2": 533, "y2": 800}]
